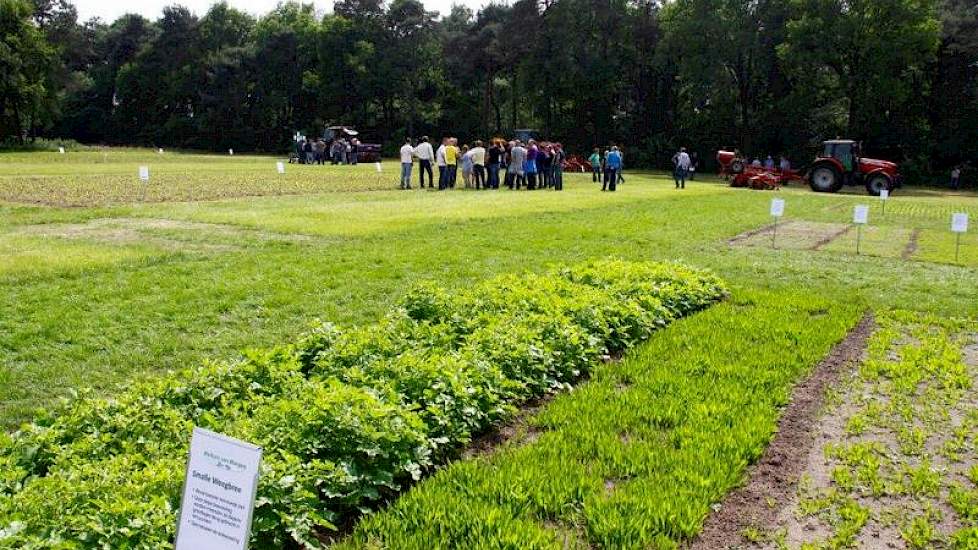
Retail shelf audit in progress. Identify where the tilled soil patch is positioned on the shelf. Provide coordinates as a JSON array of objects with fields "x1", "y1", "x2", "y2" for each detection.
[{"x1": 688, "y1": 313, "x2": 875, "y2": 549}]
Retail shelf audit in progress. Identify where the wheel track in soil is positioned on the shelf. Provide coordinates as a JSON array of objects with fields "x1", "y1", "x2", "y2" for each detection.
[{"x1": 687, "y1": 312, "x2": 876, "y2": 550}]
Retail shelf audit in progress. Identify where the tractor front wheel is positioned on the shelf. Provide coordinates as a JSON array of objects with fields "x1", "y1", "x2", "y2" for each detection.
[
  {"x1": 809, "y1": 164, "x2": 843, "y2": 193},
  {"x1": 730, "y1": 159, "x2": 745, "y2": 174},
  {"x1": 865, "y1": 173, "x2": 891, "y2": 196}
]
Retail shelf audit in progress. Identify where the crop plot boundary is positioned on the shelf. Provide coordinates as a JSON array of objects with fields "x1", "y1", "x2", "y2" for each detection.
[{"x1": 690, "y1": 312, "x2": 876, "y2": 549}]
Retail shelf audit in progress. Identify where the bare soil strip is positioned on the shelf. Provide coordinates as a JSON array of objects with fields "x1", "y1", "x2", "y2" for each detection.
[
  {"x1": 902, "y1": 228, "x2": 921, "y2": 260},
  {"x1": 728, "y1": 222, "x2": 778, "y2": 245},
  {"x1": 688, "y1": 313, "x2": 876, "y2": 549},
  {"x1": 811, "y1": 224, "x2": 853, "y2": 251}
]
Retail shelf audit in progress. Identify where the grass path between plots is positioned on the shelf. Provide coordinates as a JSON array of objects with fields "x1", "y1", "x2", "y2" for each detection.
[{"x1": 337, "y1": 288, "x2": 863, "y2": 549}]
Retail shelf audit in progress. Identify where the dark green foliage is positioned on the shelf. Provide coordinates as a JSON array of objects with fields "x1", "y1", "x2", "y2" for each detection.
[
  {"x1": 4, "y1": 0, "x2": 972, "y2": 180},
  {"x1": 0, "y1": 260, "x2": 725, "y2": 548}
]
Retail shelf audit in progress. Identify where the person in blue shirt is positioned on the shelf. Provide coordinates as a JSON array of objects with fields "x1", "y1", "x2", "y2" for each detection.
[{"x1": 604, "y1": 146, "x2": 622, "y2": 192}]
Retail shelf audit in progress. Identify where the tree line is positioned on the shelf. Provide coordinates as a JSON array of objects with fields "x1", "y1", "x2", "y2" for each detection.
[{"x1": 1, "y1": 0, "x2": 975, "y2": 178}]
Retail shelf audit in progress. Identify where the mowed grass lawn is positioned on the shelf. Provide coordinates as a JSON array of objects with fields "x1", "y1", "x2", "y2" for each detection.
[{"x1": 1, "y1": 150, "x2": 978, "y2": 427}]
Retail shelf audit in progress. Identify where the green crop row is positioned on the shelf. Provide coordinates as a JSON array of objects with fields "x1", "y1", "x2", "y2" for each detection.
[
  {"x1": 336, "y1": 289, "x2": 862, "y2": 549},
  {"x1": 0, "y1": 259, "x2": 726, "y2": 549}
]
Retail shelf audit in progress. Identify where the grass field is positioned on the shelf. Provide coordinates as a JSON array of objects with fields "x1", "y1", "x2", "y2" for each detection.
[{"x1": 2, "y1": 149, "x2": 978, "y2": 547}]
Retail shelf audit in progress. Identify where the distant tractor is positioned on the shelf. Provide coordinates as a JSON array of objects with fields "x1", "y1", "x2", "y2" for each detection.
[
  {"x1": 323, "y1": 125, "x2": 382, "y2": 163},
  {"x1": 807, "y1": 140, "x2": 901, "y2": 196}
]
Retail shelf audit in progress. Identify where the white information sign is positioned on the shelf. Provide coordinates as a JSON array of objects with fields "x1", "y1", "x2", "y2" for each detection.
[
  {"x1": 158, "y1": 148, "x2": 164, "y2": 154},
  {"x1": 375, "y1": 162, "x2": 383, "y2": 173},
  {"x1": 58, "y1": 146, "x2": 65, "y2": 155},
  {"x1": 853, "y1": 205, "x2": 869, "y2": 225},
  {"x1": 276, "y1": 161, "x2": 285, "y2": 174},
  {"x1": 952, "y1": 213, "x2": 969, "y2": 233},
  {"x1": 229, "y1": 148, "x2": 234, "y2": 156},
  {"x1": 770, "y1": 198, "x2": 785, "y2": 218},
  {"x1": 879, "y1": 189, "x2": 889, "y2": 200},
  {"x1": 175, "y1": 427, "x2": 262, "y2": 550},
  {"x1": 139, "y1": 166, "x2": 150, "y2": 181}
]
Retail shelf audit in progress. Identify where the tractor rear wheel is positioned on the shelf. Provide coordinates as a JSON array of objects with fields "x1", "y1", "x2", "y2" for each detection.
[
  {"x1": 865, "y1": 173, "x2": 891, "y2": 196},
  {"x1": 809, "y1": 164, "x2": 843, "y2": 193}
]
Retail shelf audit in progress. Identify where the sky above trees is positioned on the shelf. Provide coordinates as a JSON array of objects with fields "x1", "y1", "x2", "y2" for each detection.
[{"x1": 72, "y1": 0, "x2": 477, "y2": 22}]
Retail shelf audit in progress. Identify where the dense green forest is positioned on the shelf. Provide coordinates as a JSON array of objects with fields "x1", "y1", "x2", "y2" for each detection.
[{"x1": 1, "y1": 0, "x2": 976, "y2": 176}]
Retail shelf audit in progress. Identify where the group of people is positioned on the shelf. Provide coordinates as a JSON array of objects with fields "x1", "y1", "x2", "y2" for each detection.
[
  {"x1": 294, "y1": 137, "x2": 360, "y2": 165},
  {"x1": 750, "y1": 154, "x2": 792, "y2": 173},
  {"x1": 586, "y1": 147, "x2": 626, "y2": 191},
  {"x1": 400, "y1": 137, "x2": 567, "y2": 191}
]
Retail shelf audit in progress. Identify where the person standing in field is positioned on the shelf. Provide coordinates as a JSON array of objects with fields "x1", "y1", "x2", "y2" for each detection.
[
  {"x1": 589, "y1": 148, "x2": 602, "y2": 183},
  {"x1": 672, "y1": 147, "x2": 691, "y2": 189},
  {"x1": 779, "y1": 155, "x2": 791, "y2": 173},
  {"x1": 399, "y1": 137, "x2": 414, "y2": 190},
  {"x1": 504, "y1": 141, "x2": 515, "y2": 189},
  {"x1": 461, "y1": 145, "x2": 474, "y2": 188},
  {"x1": 487, "y1": 140, "x2": 503, "y2": 189},
  {"x1": 525, "y1": 140, "x2": 539, "y2": 190},
  {"x1": 315, "y1": 139, "x2": 327, "y2": 165},
  {"x1": 445, "y1": 138, "x2": 459, "y2": 189},
  {"x1": 537, "y1": 144, "x2": 552, "y2": 189},
  {"x1": 510, "y1": 140, "x2": 527, "y2": 190},
  {"x1": 414, "y1": 136, "x2": 435, "y2": 189},
  {"x1": 553, "y1": 143, "x2": 565, "y2": 191},
  {"x1": 350, "y1": 139, "x2": 359, "y2": 165},
  {"x1": 951, "y1": 166, "x2": 962, "y2": 190},
  {"x1": 604, "y1": 146, "x2": 622, "y2": 192},
  {"x1": 436, "y1": 138, "x2": 448, "y2": 190},
  {"x1": 617, "y1": 146, "x2": 625, "y2": 185},
  {"x1": 471, "y1": 140, "x2": 486, "y2": 190},
  {"x1": 764, "y1": 155, "x2": 775, "y2": 170}
]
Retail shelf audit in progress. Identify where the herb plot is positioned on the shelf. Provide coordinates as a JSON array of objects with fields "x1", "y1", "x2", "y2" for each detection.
[{"x1": 0, "y1": 260, "x2": 725, "y2": 549}]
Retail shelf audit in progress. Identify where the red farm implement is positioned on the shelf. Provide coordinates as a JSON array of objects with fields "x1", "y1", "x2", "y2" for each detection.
[{"x1": 716, "y1": 150, "x2": 803, "y2": 191}]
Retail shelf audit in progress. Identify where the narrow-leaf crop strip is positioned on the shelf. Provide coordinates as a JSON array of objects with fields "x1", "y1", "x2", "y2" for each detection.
[
  {"x1": 0, "y1": 260, "x2": 725, "y2": 549},
  {"x1": 336, "y1": 289, "x2": 862, "y2": 549}
]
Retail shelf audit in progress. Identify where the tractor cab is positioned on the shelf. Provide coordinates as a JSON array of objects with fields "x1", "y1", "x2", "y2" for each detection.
[{"x1": 821, "y1": 140, "x2": 859, "y2": 173}]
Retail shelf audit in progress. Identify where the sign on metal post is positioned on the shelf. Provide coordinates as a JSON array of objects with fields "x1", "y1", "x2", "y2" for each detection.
[
  {"x1": 853, "y1": 205, "x2": 869, "y2": 255},
  {"x1": 229, "y1": 149, "x2": 234, "y2": 156},
  {"x1": 276, "y1": 162, "x2": 285, "y2": 175},
  {"x1": 58, "y1": 146, "x2": 65, "y2": 155},
  {"x1": 175, "y1": 427, "x2": 262, "y2": 550},
  {"x1": 139, "y1": 166, "x2": 151, "y2": 201},
  {"x1": 879, "y1": 189, "x2": 888, "y2": 216},
  {"x1": 770, "y1": 198, "x2": 785, "y2": 249},
  {"x1": 952, "y1": 213, "x2": 969, "y2": 263},
  {"x1": 375, "y1": 162, "x2": 383, "y2": 173}
]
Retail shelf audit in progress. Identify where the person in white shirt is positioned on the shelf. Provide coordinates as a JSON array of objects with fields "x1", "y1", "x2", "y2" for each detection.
[
  {"x1": 436, "y1": 138, "x2": 448, "y2": 190},
  {"x1": 672, "y1": 147, "x2": 691, "y2": 189},
  {"x1": 509, "y1": 141, "x2": 527, "y2": 189},
  {"x1": 413, "y1": 136, "x2": 435, "y2": 188},
  {"x1": 399, "y1": 138, "x2": 414, "y2": 189},
  {"x1": 470, "y1": 140, "x2": 487, "y2": 189}
]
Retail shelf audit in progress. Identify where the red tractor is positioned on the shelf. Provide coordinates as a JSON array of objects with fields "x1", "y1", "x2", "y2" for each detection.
[{"x1": 807, "y1": 140, "x2": 901, "y2": 196}]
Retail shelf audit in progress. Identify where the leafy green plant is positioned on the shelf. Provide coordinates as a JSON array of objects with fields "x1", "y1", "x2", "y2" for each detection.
[{"x1": 0, "y1": 260, "x2": 725, "y2": 548}]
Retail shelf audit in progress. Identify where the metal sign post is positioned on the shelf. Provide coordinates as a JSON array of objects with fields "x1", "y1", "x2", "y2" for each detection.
[
  {"x1": 853, "y1": 205, "x2": 869, "y2": 255},
  {"x1": 770, "y1": 198, "x2": 785, "y2": 249},
  {"x1": 952, "y1": 213, "x2": 969, "y2": 263}
]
